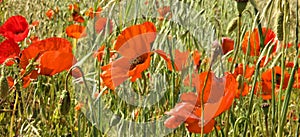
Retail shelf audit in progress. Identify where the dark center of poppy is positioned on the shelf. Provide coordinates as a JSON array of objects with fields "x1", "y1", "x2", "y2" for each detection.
[
  {"x1": 275, "y1": 73, "x2": 281, "y2": 85},
  {"x1": 129, "y1": 53, "x2": 148, "y2": 70}
]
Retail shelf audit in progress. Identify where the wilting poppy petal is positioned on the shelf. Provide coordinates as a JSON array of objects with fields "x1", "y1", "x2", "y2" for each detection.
[
  {"x1": 221, "y1": 37, "x2": 234, "y2": 54},
  {"x1": 38, "y1": 51, "x2": 76, "y2": 76},
  {"x1": 241, "y1": 28, "x2": 277, "y2": 56},
  {"x1": 165, "y1": 102, "x2": 198, "y2": 120},
  {"x1": 0, "y1": 15, "x2": 29, "y2": 42},
  {"x1": 66, "y1": 24, "x2": 86, "y2": 39},
  {"x1": 157, "y1": 6, "x2": 172, "y2": 20},
  {"x1": 0, "y1": 39, "x2": 20, "y2": 66},
  {"x1": 95, "y1": 17, "x2": 113, "y2": 34},
  {"x1": 180, "y1": 92, "x2": 197, "y2": 104},
  {"x1": 154, "y1": 49, "x2": 189, "y2": 71},
  {"x1": 164, "y1": 115, "x2": 185, "y2": 129},
  {"x1": 186, "y1": 119, "x2": 215, "y2": 134}
]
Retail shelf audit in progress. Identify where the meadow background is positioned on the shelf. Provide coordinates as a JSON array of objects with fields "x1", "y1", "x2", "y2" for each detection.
[{"x1": 0, "y1": 0, "x2": 300, "y2": 137}]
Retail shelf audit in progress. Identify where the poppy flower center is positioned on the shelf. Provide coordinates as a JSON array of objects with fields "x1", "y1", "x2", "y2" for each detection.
[{"x1": 129, "y1": 53, "x2": 148, "y2": 70}]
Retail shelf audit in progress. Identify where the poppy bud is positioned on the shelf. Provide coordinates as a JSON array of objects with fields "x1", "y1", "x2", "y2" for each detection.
[
  {"x1": 227, "y1": 17, "x2": 239, "y2": 34},
  {"x1": 0, "y1": 75, "x2": 9, "y2": 98},
  {"x1": 59, "y1": 90, "x2": 71, "y2": 115},
  {"x1": 276, "y1": 12, "x2": 284, "y2": 41},
  {"x1": 235, "y1": 0, "x2": 248, "y2": 15}
]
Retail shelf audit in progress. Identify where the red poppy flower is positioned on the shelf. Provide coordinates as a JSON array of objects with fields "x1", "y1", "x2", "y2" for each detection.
[
  {"x1": 255, "y1": 66, "x2": 290, "y2": 100},
  {"x1": 100, "y1": 22, "x2": 156, "y2": 90},
  {"x1": 165, "y1": 72, "x2": 237, "y2": 133},
  {"x1": 221, "y1": 37, "x2": 234, "y2": 54},
  {"x1": 0, "y1": 15, "x2": 29, "y2": 42},
  {"x1": 0, "y1": 39, "x2": 20, "y2": 66},
  {"x1": 46, "y1": 9, "x2": 55, "y2": 19},
  {"x1": 233, "y1": 64, "x2": 255, "y2": 79},
  {"x1": 72, "y1": 12, "x2": 85, "y2": 23},
  {"x1": 38, "y1": 51, "x2": 75, "y2": 76},
  {"x1": 241, "y1": 28, "x2": 277, "y2": 56},
  {"x1": 20, "y1": 37, "x2": 75, "y2": 76},
  {"x1": 66, "y1": 24, "x2": 86, "y2": 39}
]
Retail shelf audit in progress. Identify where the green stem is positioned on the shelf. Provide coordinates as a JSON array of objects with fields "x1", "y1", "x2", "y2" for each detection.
[
  {"x1": 229, "y1": 14, "x2": 242, "y2": 73},
  {"x1": 9, "y1": 91, "x2": 18, "y2": 137},
  {"x1": 271, "y1": 68, "x2": 276, "y2": 137},
  {"x1": 243, "y1": 1, "x2": 265, "y2": 136}
]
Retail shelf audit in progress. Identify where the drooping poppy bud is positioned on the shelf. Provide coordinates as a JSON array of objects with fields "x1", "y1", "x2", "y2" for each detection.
[
  {"x1": 227, "y1": 17, "x2": 239, "y2": 34},
  {"x1": 276, "y1": 11, "x2": 284, "y2": 41},
  {"x1": 235, "y1": 0, "x2": 248, "y2": 15},
  {"x1": 59, "y1": 90, "x2": 71, "y2": 115},
  {"x1": 0, "y1": 69, "x2": 9, "y2": 98}
]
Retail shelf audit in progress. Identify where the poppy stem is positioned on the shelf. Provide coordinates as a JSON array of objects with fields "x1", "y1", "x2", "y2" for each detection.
[
  {"x1": 9, "y1": 90, "x2": 18, "y2": 137},
  {"x1": 271, "y1": 67, "x2": 276, "y2": 137},
  {"x1": 229, "y1": 14, "x2": 241, "y2": 73}
]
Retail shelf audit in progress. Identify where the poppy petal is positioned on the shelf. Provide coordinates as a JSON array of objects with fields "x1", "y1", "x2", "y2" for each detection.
[
  {"x1": 0, "y1": 15, "x2": 29, "y2": 42},
  {"x1": 66, "y1": 24, "x2": 86, "y2": 39},
  {"x1": 0, "y1": 39, "x2": 20, "y2": 66},
  {"x1": 38, "y1": 51, "x2": 75, "y2": 76}
]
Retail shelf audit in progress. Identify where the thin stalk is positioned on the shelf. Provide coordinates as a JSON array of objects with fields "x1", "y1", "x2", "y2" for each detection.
[
  {"x1": 9, "y1": 91, "x2": 18, "y2": 137},
  {"x1": 229, "y1": 14, "x2": 242, "y2": 72},
  {"x1": 243, "y1": 1, "x2": 265, "y2": 136},
  {"x1": 271, "y1": 67, "x2": 276, "y2": 137}
]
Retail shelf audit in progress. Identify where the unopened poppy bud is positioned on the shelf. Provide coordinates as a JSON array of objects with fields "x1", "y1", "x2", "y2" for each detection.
[
  {"x1": 235, "y1": 0, "x2": 248, "y2": 15},
  {"x1": 227, "y1": 17, "x2": 239, "y2": 34},
  {"x1": 0, "y1": 75, "x2": 9, "y2": 98},
  {"x1": 276, "y1": 12, "x2": 284, "y2": 41},
  {"x1": 59, "y1": 90, "x2": 71, "y2": 115}
]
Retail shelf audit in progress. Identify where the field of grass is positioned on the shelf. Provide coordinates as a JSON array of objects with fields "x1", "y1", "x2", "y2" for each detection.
[{"x1": 0, "y1": 0, "x2": 300, "y2": 136}]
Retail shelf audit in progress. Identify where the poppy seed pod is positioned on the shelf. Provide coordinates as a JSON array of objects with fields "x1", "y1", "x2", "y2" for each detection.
[
  {"x1": 235, "y1": 0, "x2": 248, "y2": 15},
  {"x1": 59, "y1": 90, "x2": 71, "y2": 115},
  {"x1": 227, "y1": 17, "x2": 239, "y2": 34},
  {"x1": 0, "y1": 75, "x2": 9, "y2": 98},
  {"x1": 276, "y1": 12, "x2": 284, "y2": 41}
]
